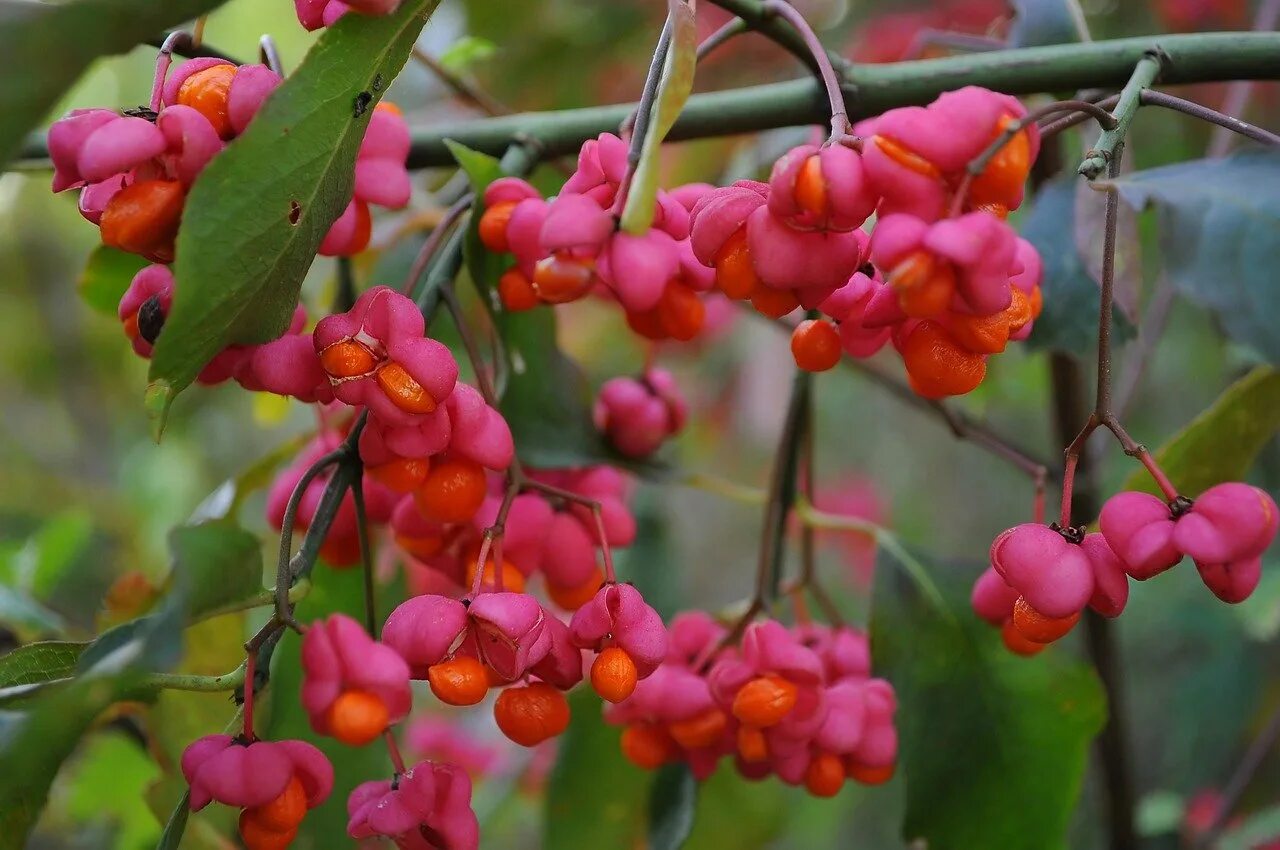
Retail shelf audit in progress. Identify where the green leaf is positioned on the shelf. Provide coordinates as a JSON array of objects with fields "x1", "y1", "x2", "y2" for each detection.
[
  {"x1": 1120, "y1": 366, "x2": 1280, "y2": 496},
  {"x1": 167, "y1": 521, "x2": 263, "y2": 621},
  {"x1": 0, "y1": 0, "x2": 233, "y2": 166},
  {"x1": 19, "y1": 510, "x2": 95, "y2": 600},
  {"x1": 149, "y1": 0, "x2": 442, "y2": 409},
  {"x1": 1022, "y1": 176, "x2": 1134, "y2": 355},
  {"x1": 682, "y1": 761, "x2": 792, "y2": 850},
  {"x1": 78, "y1": 247, "x2": 149, "y2": 317},
  {"x1": 620, "y1": 0, "x2": 697, "y2": 235},
  {"x1": 1220, "y1": 803, "x2": 1280, "y2": 850},
  {"x1": 155, "y1": 791, "x2": 191, "y2": 850},
  {"x1": 871, "y1": 549, "x2": 1106, "y2": 850},
  {"x1": 648, "y1": 763, "x2": 698, "y2": 850},
  {"x1": 1007, "y1": 0, "x2": 1089, "y2": 48},
  {"x1": 1105, "y1": 150, "x2": 1280, "y2": 362},
  {"x1": 544, "y1": 688, "x2": 652, "y2": 849},
  {"x1": 0, "y1": 641, "x2": 85, "y2": 688},
  {"x1": 448, "y1": 141, "x2": 619, "y2": 468},
  {"x1": 65, "y1": 732, "x2": 162, "y2": 849}
]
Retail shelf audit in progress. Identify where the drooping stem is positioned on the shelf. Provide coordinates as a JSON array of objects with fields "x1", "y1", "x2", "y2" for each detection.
[
  {"x1": 335, "y1": 256, "x2": 357, "y2": 312},
  {"x1": 696, "y1": 17, "x2": 749, "y2": 62},
  {"x1": 705, "y1": 0, "x2": 834, "y2": 73},
  {"x1": 385, "y1": 730, "x2": 408, "y2": 775},
  {"x1": 952, "y1": 98, "x2": 1117, "y2": 216},
  {"x1": 613, "y1": 14, "x2": 673, "y2": 214},
  {"x1": 258, "y1": 35, "x2": 284, "y2": 77},
  {"x1": 412, "y1": 47, "x2": 512, "y2": 116},
  {"x1": 1049, "y1": 354, "x2": 1137, "y2": 850},
  {"x1": 797, "y1": 390, "x2": 843, "y2": 626},
  {"x1": 759, "y1": 0, "x2": 849, "y2": 139},
  {"x1": 1138, "y1": 89, "x2": 1280, "y2": 148},
  {"x1": 242, "y1": 649, "x2": 257, "y2": 740},
  {"x1": 758, "y1": 369, "x2": 811, "y2": 607},
  {"x1": 404, "y1": 197, "x2": 473, "y2": 300},
  {"x1": 1079, "y1": 51, "x2": 1165, "y2": 178}
]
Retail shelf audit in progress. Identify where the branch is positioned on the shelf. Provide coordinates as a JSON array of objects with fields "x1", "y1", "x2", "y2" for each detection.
[
  {"x1": 1139, "y1": 89, "x2": 1280, "y2": 148},
  {"x1": 384, "y1": 32, "x2": 1280, "y2": 168},
  {"x1": 1079, "y1": 51, "x2": 1165, "y2": 179},
  {"x1": 705, "y1": 0, "x2": 833, "y2": 73}
]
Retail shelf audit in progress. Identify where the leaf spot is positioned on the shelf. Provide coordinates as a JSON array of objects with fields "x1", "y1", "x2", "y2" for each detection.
[
  {"x1": 353, "y1": 91, "x2": 373, "y2": 119},
  {"x1": 288, "y1": 201, "x2": 302, "y2": 226}
]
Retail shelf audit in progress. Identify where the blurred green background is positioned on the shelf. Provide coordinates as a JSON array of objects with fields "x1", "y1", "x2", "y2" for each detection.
[{"x1": 3, "y1": 0, "x2": 1278, "y2": 847}]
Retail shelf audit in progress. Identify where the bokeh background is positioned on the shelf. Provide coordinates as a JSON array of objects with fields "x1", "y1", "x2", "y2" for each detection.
[{"x1": 3, "y1": 0, "x2": 1278, "y2": 847}]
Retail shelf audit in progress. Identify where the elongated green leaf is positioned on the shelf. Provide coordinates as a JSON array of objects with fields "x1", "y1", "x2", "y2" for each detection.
[
  {"x1": 620, "y1": 0, "x2": 697, "y2": 235},
  {"x1": 0, "y1": 641, "x2": 86, "y2": 689},
  {"x1": 155, "y1": 791, "x2": 191, "y2": 850},
  {"x1": 1120, "y1": 366, "x2": 1280, "y2": 496},
  {"x1": 649, "y1": 763, "x2": 698, "y2": 850},
  {"x1": 1022, "y1": 176, "x2": 1133, "y2": 355},
  {"x1": 0, "y1": 0, "x2": 233, "y2": 165},
  {"x1": 545, "y1": 688, "x2": 652, "y2": 849},
  {"x1": 78, "y1": 246, "x2": 149, "y2": 317},
  {"x1": 0, "y1": 586, "x2": 65, "y2": 636},
  {"x1": 149, "y1": 0, "x2": 442, "y2": 410},
  {"x1": 1106, "y1": 150, "x2": 1280, "y2": 362},
  {"x1": 871, "y1": 550, "x2": 1106, "y2": 850}
]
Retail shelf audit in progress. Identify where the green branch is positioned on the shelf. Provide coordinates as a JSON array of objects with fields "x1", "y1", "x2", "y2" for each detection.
[
  {"x1": 1079, "y1": 51, "x2": 1166, "y2": 178},
  {"x1": 393, "y1": 32, "x2": 1280, "y2": 167}
]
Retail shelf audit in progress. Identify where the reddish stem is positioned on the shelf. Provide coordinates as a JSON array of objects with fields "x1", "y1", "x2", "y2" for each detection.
[
  {"x1": 385, "y1": 730, "x2": 407, "y2": 775},
  {"x1": 759, "y1": 0, "x2": 849, "y2": 140},
  {"x1": 593, "y1": 507, "x2": 617, "y2": 584}
]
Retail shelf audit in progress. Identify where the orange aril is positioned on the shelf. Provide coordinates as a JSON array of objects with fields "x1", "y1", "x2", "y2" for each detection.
[
  {"x1": 415, "y1": 458, "x2": 487, "y2": 523},
  {"x1": 749, "y1": 281, "x2": 800, "y2": 319},
  {"x1": 667, "y1": 708, "x2": 728, "y2": 750},
  {"x1": 657, "y1": 280, "x2": 705, "y2": 342},
  {"x1": 621, "y1": 723, "x2": 678, "y2": 769},
  {"x1": 238, "y1": 811, "x2": 297, "y2": 850},
  {"x1": 790, "y1": 319, "x2": 842, "y2": 372},
  {"x1": 243, "y1": 777, "x2": 306, "y2": 832},
  {"x1": 319, "y1": 340, "x2": 377, "y2": 379},
  {"x1": 900, "y1": 321, "x2": 987, "y2": 399},
  {"x1": 731, "y1": 675, "x2": 798, "y2": 727},
  {"x1": 805, "y1": 753, "x2": 846, "y2": 797},
  {"x1": 464, "y1": 553, "x2": 525, "y2": 593},
  {"x1": 177, "y1": 63, "x2": 237, "y2": 138},
  {"x1": 1001, "y1": 617, "x2": 1047, "y2": 657},
  {"x1": 427, "y1": 656, "x2": 490, "y2": 706},
  {"x1": 494, "y1": 682, "x2": 571, "y2": 746},
  {"x1": 100, "y1": 179, "x2": 186, "y2": 263},
  {"x1": 793, "y1": 155, "x2": 828, "y2": 218},
  {"x1": 532, "y1": 255, "x2": 594, "y2": 304},
  {"x1": 847, "y1": 760, "x2": 896, "y2": 785},
  {"x1": 873, "y1": 135, "x2": 942, "y2": 179},
  {"x1": 737, "y1": 726, "x2": 768, "y2": 763},
  {"x1": 375, "y1": 362, "x2": 437, "y2": 415},
  {"x1": 1011, "y1": 596, "x2": 1079, "y2": 644},
  {"x1": 478, "y1": 201, "x2": 517, "y2": 253},
  {"x1": 713, "y1": 229, "x2": 760, "y2": 300},
  {"x1": 969, "y1": 115, "x2": 1031, "y2": 212},
  {"x1": 889, "y1": 251, "x2": 955, "y2": 318},
  {"x1": 368, "y1": 457, "x2": 430, "y2": 493},
  {"x1": 325, "y1": 689, "x2": 389, "y2": 746},
  {"x1": 545, "y1": 567, "x2": 604, "y2": 611},
  {"x1": 590, "y1": 646, "x2": 639, "y2": 703},
  {"x1": 498, "y1": 267, "x2": 539, "y2": 311}
]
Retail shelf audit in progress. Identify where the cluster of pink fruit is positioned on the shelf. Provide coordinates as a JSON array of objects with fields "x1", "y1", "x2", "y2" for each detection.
[
  {"x1": 608, "y1": 613, "x2": 898, "y2": 797},
  {"x1": 690, "y1": 86, "x2": 1044, "y2": 396},
  {"x1": 974, "y1": 482, "x2": 1278, "y2": 656},
  {"x1": 48, "y1": 52, "x2": 411, "y2": 389}
]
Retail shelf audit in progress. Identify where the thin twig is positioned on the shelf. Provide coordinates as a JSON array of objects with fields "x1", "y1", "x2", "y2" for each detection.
[
  {"x1": 1039, "y1": 94, "x2": 1121, "y2": 139},
  {"x1": 412, "y1": 47, "x2": 512, "y2": 116},
  {"x1": 402, "y1": 196, "x2": 473, "y2": 298},
  {"x1": 351, "y1": 469, "x2": 377, "y2": 636},
  {"x1": 1208, "y1": 0, "x2": 1280, "y2": 157},
  {"x1": 1199, "y1": 702, "x2": 1280, "y2": 847},
  {"x1": 1139, "y1": 89, "x2": 1280, "y2": 148},
  {"x1": 1080, "y1": 51, "x2": 1165, "y2": 178},
  {"x1": 615, "y1": 14, "x2": 674, "y2": 207},
  {"x1": 696, "y1": 17, "x2": 749, "y2": 62},
  {"x1": 259, "y1": 35, "x2": 284, "y2": 77},
  {"x1": 760, "y1": 0, "x2": 850, "y2": 139}
]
